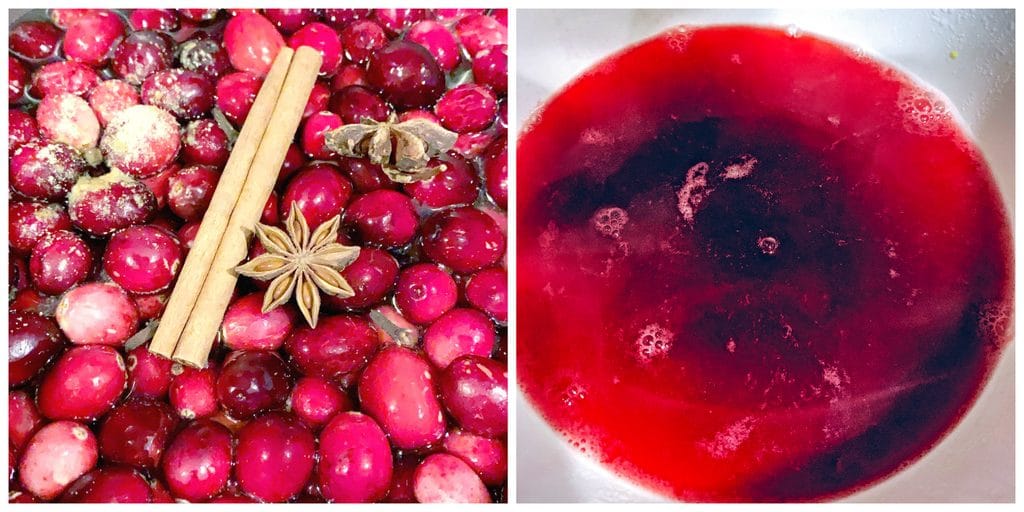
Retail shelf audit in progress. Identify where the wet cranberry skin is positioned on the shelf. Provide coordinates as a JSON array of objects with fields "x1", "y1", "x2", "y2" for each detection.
[
  {"x1": 88, "y1": 79, "x2": 141, "y2": 127},
  {"x1": 263, "y1": 9, "x2": 317, "y2": 34},
  {"x1": 407, "y1": 20, "x2": 462, "y2": 72},
  {"x1": 367, "y1": 41, "x2": 446, "y2": 109},
  {"x1": 168, "y1": 165, "x2": 220, "y2": 221},
  {"x1": 9, "y1": 311, "x2": 66, "y2": 387},
  {"x1": 161, "y1": 420, "x2": 233, "y2": 502},
  {"x1": 338, "y1": 157, "x2": 397, "y2": 193},
  {"x1": 222, "y1": 293, "x2": 297, "y2": 351},
  {"x1": 182, "y1": 119, "x2": 230, "y2": 167},
  {"x1": 103, "y1": 225, "x2": 183, "y2": 294},
  {"x1": 483, "y1": 137, "x2": 508, "y2": 208},
  {"x1": 317, "y1": 412, "x2": 393, "y2": 503},
  {"x1": 359, "y1": 347, "x2": 446, "y2": 450},
  {"x1": 100, "y1": 105, "x2": 182, "y2": 178},
  {"x1": 289, "y1": 22, "x2": 343, "y2": 75},
  {"x1": 322, "y1": 9, "x2": 372, "y2": 30},
  {"x1": 10, "y1": 390, "x2": 45, "y2": 450},
  {"x1": 235, "y1": 412, "x2": 316, "y2": 502},
  {"x1": 18, "y1": 421, "x2": 98, "y2": 501},
  {"x1": 9, "y1": 20, "x2": 63, "y2": 60},
  {"x1": 324, "y1": 247, "x2": 399, "y2": 310},
  {"x1": 395, "y1": 263, "x2": 459, "y2": 325},
  {"x1": 99, "y1": 400, "x2": 178, "y2": 469},
  {"x1": 10, "y1": 58, "x2": 29, "y2": 103},
  {"x1": 440, "y1": 355, "x2": 508, "y2": 437},
  {"x1": 223, "y1": 12, "x2": 286, "y2": 76},
  {"x1": 31, "y1": 61, "x2": 100, "y2": 99},
  {"x1": 126, "y1": 344, "x2": 173, "y2": 399},
  {"x1": 9, "y1": 110, "x2": 38, "y2": 154},
  {"x1": 168, "y1": 365, "x2": 218, "y2": 420},
  {"x1": 61, "y1": 466, "x2": 153, "y2": 503},
  {"x1": 465, "y1": 267, "x2": 508, "y2": 322},
  {"x1": 329, "y1": 85, "x2": 391, "y2": 124},
  {"x1": 332, "y1": 63, "x2": 369, "y2": 89},
  {"x1": 341, "y1": 20, "x2": 388, "y2": 65},
  {"x1": 38, "y1": 345, "x2": 127, "y2": 421},
  {"x1": 472, "y1": 44, "x2": 508, "y2": 96},
  {"x1": 423, "y1": 308, "x2": 497, "y2": 368},
  {"x1": 10, "y1": 141, "x2": 84, "y2": 201},
  {"x1": 281, "y1": 163, "x2": 353, "y2": 229},
  {"x1": 36, "y1": 92, "x2": 101, "y2": 149},
  {"x1": 128, "y1": 9, "x2": 179, "y2": 31},
  {"x1": 68, "y1": 171, "x2": 158, "y2": 236},
  {"x1": 217, "y1": 351, "x2": 293, "y2": 419},
  {"x1": 443, "y1": 429, "x2": 507, "y2": 486},
  {"x1": 303, "y1": 81, "x2": 331, "y2": 118},
  {"x1": 29, "y1": 230, "x2": 93, "y2": 295},
  {"x1": 454, "y1": 14, "x2": 507, "y2": 57},
  {"x1": 289, "y1": 376, "x2": 352, "y2": 428},
  {"x1": 9, "y1": 202, "x2": 72, "y2": 253},
  {"x1": 436, "y1": 84, "x2": 498, "y2": 134},
  {"x1": 112, "y1": 30, "x2": 174, "y2": 85},
  {"x1": 300, "y1": 111, "x2": 344, "y2": 160},
  {"x1": 177, "y1": 37, "x2": 232, "y2": 81},
  {"x1": 215, "y1": 71, "x2": 262, "y2": 126},
  {"x1": 404, "y1": 152, "x2": 480, "y2": 209},
  {"x1": 413, "y1": 452, "x2": 491, "y2": 503},
  {"x1": 285, "y1": 315, "x2": 379, "y2": 381},
  {"x1": 56, "y1": 283, "x2": 139, "y2": 346},
  {"x1": 422, "y1": 206, "x2": 506, "y2": 273},
  {"x1": 63, "y1": 11, "x2": 126, "y2": 67},
  {"x1": 345, "y1": 190, "x2": 421, "y2": 248},
  {"x1": 142, "y1": 69, "x2": 215, "y2": 120}
]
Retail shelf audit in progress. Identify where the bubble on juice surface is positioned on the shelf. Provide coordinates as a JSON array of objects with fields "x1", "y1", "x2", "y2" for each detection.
[
  {"x1": 977, "y1": 301, "x2": 1013, "y2": 346},
  {"x1": 896, "y1": 88, "x2": 954, "y2": 137},
  {"x1": 785, "y1": 24, "x2": 802, "y2": 38},
  {"x1": 665, "y1": 26, "x2": 693, "y2": 53},
  {"x1": 592, "y1": 206, "x2": 629, "y2": 239},
  {"x1": 634, "y1": 323, "x2": 674, "y2": 363},
  {"x1": 677, "y1": 162, "x2": 711, "y2": 224},
  {"x1": 559, "y1": 381, "x2": 588, "y2": 409}
]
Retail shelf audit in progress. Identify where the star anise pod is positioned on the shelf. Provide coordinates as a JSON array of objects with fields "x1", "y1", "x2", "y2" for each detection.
[
  {"x1": 234, "y1": 203, "x2": 360, "y2": 328},
  {"x1": 324, "y1": 113, "x2": 458, "y2": 183}
]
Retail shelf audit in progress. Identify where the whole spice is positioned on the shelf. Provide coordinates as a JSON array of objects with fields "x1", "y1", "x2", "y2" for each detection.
[{"x1": 325, "y1": 113, "x2": 457, "y2": 183}]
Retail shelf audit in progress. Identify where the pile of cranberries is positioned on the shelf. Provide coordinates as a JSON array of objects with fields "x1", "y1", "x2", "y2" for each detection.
[{"x1": 9, "y1": 8, "x2": 508, "y2": 503}]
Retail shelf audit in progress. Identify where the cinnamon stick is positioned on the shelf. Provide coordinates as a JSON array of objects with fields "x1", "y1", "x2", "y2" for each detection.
[
  {"x1": 173, "y1": 46, "x2": 323, "y2": 367},
  {"x1": 148, "y1": 48, "x2": 295, "y2": 358}
]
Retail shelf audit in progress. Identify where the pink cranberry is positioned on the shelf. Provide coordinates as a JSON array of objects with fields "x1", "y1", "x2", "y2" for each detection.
[
  {"x1": 100, "y1": 105, "x2": 181, "y2": 178},
  {"x1": 68, "y1": 170, "x2": 157, "y2": 236},
  {"x1": 345, "y1": 190, "x2": 420, "y2": 248},
  {"x1": 36, "y1": 92, "x2": 100, "y2": 149},
  {"x1": 236, "y1": 412, "x2": 315, "y2": 502},
  {"x1": 341, "y1": 20, "x2": 388, "y2": 65},
  {"x1": 373, "y1": 8, "x2": 430, "y2": 37},
  {"x1": 38, "y1": 345, "x2": 126, "y2": 420},
  {"x1": 435, "y1": 84, "x2": 498, "y2": 133},
  {"x1": 88, "y1": 79, "x2": 140, "y2": 126},
  {"x1": 9, "y1": 311, "x2": 66, "y2": 387},
  {"x1": 324, "y1": 247, "x2": 399, "y2": 310},
  {"x1": 281, "y1": 163, "x2": 353, "y2": 229},
  {"x1": 404, "y1": 152, "x2": 480, "y2": 208},
  {"x1": 56, "y1": 283, "x2": 139, "y2": 346},
  {"x1": 216, "y1": 350, "x2": 292, "y2": 419},
  {"x1": 161, "y1": 420, "x2": 233, "y2": 502},
  {"x1": 263, "y1": 9, "x2": 317, "y2": 34},
  {"x1": 18, "y1": 421, "x2": 98, "y2": 501},
  {"x1": 10, "y1": 390, "x2": 45, "y2": 450},
  {"x1": 440, "y1": 355, "x2": 507, "y2": 436},
  {"x1": 473, "y1": 44, "x2": 508, "y2": 96},
  {"x1": 224, "y1": 12, "x2": 286, "y2": 76},
  {"x1": 322, "y1": 9, "x2": 372, "y2": 30},
  {"x1": 423, "y1": 308, "x2": 496, "y2": 368},
  {"x1": 9, "y1": 20, "x2": 62, "y2": 60},
  {"x1": 63, "y1": 11, "x2": 125, "y2": 67},
  {"x1": 167, "y1": 165, "x2": 220, "y2": 221},
  {"x1": 133, "y1": 291, "x2": 169, "y2": 320},
  {"x1": 289, "y1": 22, "x2": 343, "y2": 75},
  {"x1": 413, "y1": 453, "x2": 491, "y2": 503},
  {"x1": 358, "y1": 346, "x2": 446, "y2": 449},
  {"x1": 10, "y1": 58, "x2": 29, "y2": 103},
  {"x1": 210, "y1": 491, "x2": 257, "y2": 503},
  {"x1": 222, "y1": 293, "x2": 297, "y2": 351},
  {"x1": 317, "y1": 412, "x2": 393, "y2": 503},
  {"x1": 103, "y1": 225, "x2": 183, "y2": 294},
  {"x1": 129, "y1": 9, "x2": 179, "y2": 31},
  {"x1": 368, "y1": 40, "x2": 446, "y2": 109},
  {"x1": 329, "y1": 85, "x2": 391, "y2": 124},
  {"x1": 332, "y1": 63, "x2": 369, "y2": 89},
  {"x1": 435, "y1": 9, "x2": 487, "y2": 22},
  {"x1": 285, "y1": 314, "x2": 379, "y2": 381},
  {"x1": 465, "y1": 267, "x2": 507, "y2": 323},
  {"x1": 444, "y1": 428, "x2": 507, "y2": 486},
  {"x1": 422, "y1": 206, "x2": 506, "y2": 273},
  {"x1": 9, "y1": 201, "x2": 72, "y2": 253},
  {"x1": 126, "y1": 344, "x2": 174, "y2": 399},
  {"x1": 452, "y1": 128, "x2": 498, "y2": 159},
  {"x1": 168, "y1": 364, "x2": 218, "y2": 420},
  {"x1": 111, "y1": 30, "x2": 174, "y2": 85},
  {"x1": 31, "y1": 61, "x2": 100, "y2": 98},
  {"x1": 454, "y1": 14, "x2": 507, "y2": 57},
  {"x1": 10, "y1": 141, "x2": 84, "y2": 201},
  {"x1": 142, "y1": 69, "x2": 215, "y2": 119},
  {"x1": 395, "y1": 263, "x2": 459, "y2": 325},
  {"x1": 177, "y1": 37, "x2": 232, "y2": 80},
  {"x1": 99, "y1": 400, "x2": 178, "y2": 469},
  {"x1": 399, "y1": 109, "x2": 439, "y2": 123},
  {"x1": 9, "y1": 110, "x2": 38, "y2": 154},
  {"x1": 215, "y1": 72, "x2": 262, "y2": 126},
  {"x1": 303, "y1": 81, "x2": 331, "y2": 118},
  {"x1": 289, "y1": 376, "x2": 352, "y2": 428},
  {"x1": 182, "y1": 119, "x2": 230, "y2": 166},
  {"x1": 300, "y1": 111, "x2": 344, "y2": 160},
  {"x1": 29, "y1": 230, "x2": 93, "y2": 295},
  {"x1": 61, "y1": 466, "x2": 153, "y2": 503},
  {"x1": 338, "y1": 157, "x2": 397, "y2": 193},
  {"x1": 407, "y1": 20, "x2": 462, "y2": 72},
  {"x1": 484, "y1": 137, "x2": 508, "y2": 208}
]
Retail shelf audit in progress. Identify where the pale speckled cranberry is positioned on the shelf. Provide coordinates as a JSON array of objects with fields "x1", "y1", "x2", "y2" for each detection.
[
  {"x1": 100, "y1": 105, "x2": 181, "y2": 178},
  {"x1": 111, "y1": 31, "x2": 174, "y2": 85},
  {"x1": 395, "y1": 263, "x2": 458, "y2": 325},
  {"x1": 222, "y1": 293, "x2": 297, "y2": 351},
  {"x1": 345, "y1": 190, "x2": 420, "y2": 248},
  {"x1": 38, "y1": 345, "x2": 127, "y2": 421},
  {"x1": 9, "y1": 21, "x2": 62, "y2": 60},
  {"x1": 300, "y1": 111, "x2": 343, "y2": 160},
  {"x1": 324, "y1": 247, "x2": 399, "y2": 310},
  {"x1": 289, "y1": 376, "x2": 352, "y2": 428},
  {"x1": 177, "y1": 37, "x2": 232, "y2": 81},
  {"x1": 182, "y1": 119, "x2": 230, "y2": 167},
  {"x1": 285, "y1": 314, "x2": 379, "y2": 381},
  {"x1": 224, "y1": 12, "x2": 286, "y2": 76},
  {"x1": 472, "y1": 44, "x2": 507, "y2": 96},
  {"x1": 126, "y1": 344, "x2": 173, "y2": 399},
  {"x1": 103, "y1": 225, "x2": 183, "y2": 294},
  {"x1": 142, "y1": 69, "x2": 215, "y2": 120},
  {"x1": 215, "y1": 71, "x2": 262, "y2": 126},
  {"x1": 367, "y1": 41, "x2": 446, "y2": 109},
  {"x1": 128, "y1": 9, "x2": 179, "y2": 31},
  {"x1": 263, "y1": 9, "x2": 316, "y2": 34},
  {"x1": 10, "y1": 58, "x2": 29, "y2": 103},
  {"x1": 423, "y1": 308, "x2": 496, "y2": 368},
  {"x1": 435, "y1": 84, "x2": 498, "y2": 134},
  {"x1": 88, "y1": 80, "x2": 140, "y2": 127},
  {"x1": 63, "y1": 11, "x2": 125, "y2": 67},
  {"x1": 422, "y1": 206, "x2": 506, "y2": 273},
  {"x1": 99, "y1": 400, "x2": 178, "y2": 469},
  {"x1": 454, "y1": 15, "x2": 507, "y2": 57},
  {"x1": 338, "y1": 157, "x2": 397, "y2": 193},
  {"x1": 18, "y1": 421, "x2": 98, "y2": 501},
  {"x1": 443, "y1": 429, "x2": 507, "y2": 486},
  {"x1": 9, "y1": 110, "x2": 38, "y2": 155},
  {"x1": 29, "y1": 230, "x2": 92, "y2": 295},
  {"x1": 413, "y1": 453, "x2": 491, "y2": 503},
  {"x1": 358, "y1": 346, "x2": 446, "y2": 450},
  {"x1": 407, "y1": 20, "x2": 462, "y2": 72},
  {"x1": 317, "y1": 412, "x2": 393, "y2": 503},
  {"x1": 281, "y1": 163, "x2": 353, "y2": 229},
  {"x1": 465, "y1": 267, "x2": 507, "y2": 323},
  {"x1": 161, "y1": 420, "x2": 233, "y2": 502},
  {"x1": 404, "y1": 152, "x2": 480, "y2": 209},
  {"x1": 10, "y1": 390, "x2": 44, "y2": 450},
  {"x1": 9, "y1": 202, "x2": 72, "y2": 253},
  {"x1": 329, "y1": 85, "x2": 390, "y2": 124},
  {"x1": 168, "y1": 364, "x2": 219, "y2": 420},
  {"x1": 68, "y1": 170, "x2": 157, "y2": 236},
  {"x1": 289, "y1": 22, "x2": 342, "y2": 75},
  {"x1": 168, "y1": 165, "x2": 220, "y2": 221},
  {"x1": 49, "y1": 9, "x2": 96, "y2": 29},
  {"x1": 56, "y1": 283, "x2": 139, "y2": 346},
  {"x1": 439, "y1": 355, "x2": 507, "y2": 437},
  {"x1": 9, "y1": 311, "x2": 66, "y2": 387},
  {"x1": 31, "y1": 61, "x2": 100, "y2": 98},
  {"x1": 217, "y1": 351, "x2": 292, "y2": 419},
  {"x1": 341, "y1": 20, "x2": 387, "y2": 65},
  {"x1": 60, "y1": 466, "x2": 153, "y2": 503},
  {"x1": 303, "y1": 81, "x2": 331, "y2": 118},
  {"x1": 10, "y1": 141, "x2": 84, "y2": 201},
  {"x1": 236, "y1": 412, "x2": 315, "y2": 502},
  {"x1": 35, "y1": 93, "x2": 99, "y2": 149},
  {"x1": 332, "y1": 63, "x2": 369, "y2": 90}
]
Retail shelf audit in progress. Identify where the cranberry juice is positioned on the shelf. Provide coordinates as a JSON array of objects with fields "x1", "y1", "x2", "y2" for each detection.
[{"x1": 517, "y1": 26, "x2": 1012, "y2": 502}]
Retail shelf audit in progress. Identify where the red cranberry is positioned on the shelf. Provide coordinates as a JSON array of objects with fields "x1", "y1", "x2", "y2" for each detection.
[
  {"x1": 126, "y1": 344, "x2": 173, "y2": 399},
  {"x1": 322, "y1": 9, "x2": 372, "y2": 30},
  {"x1": 300, "y1": 111, "x2": 344, "y2": 159},
  {"x1": 210, "y1": 491, "x2": 257, "y2": 503},
  {"x1": 223, "y1": 12, "x2": 286, "y2": 76},
  {"x1": 217, "y1": 350, "x2": 292, "y2": 419},
  {"x1": 372, "y1": 8, "x2": 429, "y2": 37},
  {"x1": 395, "y1": 263, "x2": 459, "y2": 325},
  {"x1": 435, "y1": 84, "x2": 498, "y2": 134},
  {"x1": 29, "y1": 231, "x2": 92, "y2": 295},
  {"x1": 167, "y1": 165, "x2": 220, "y2": 221},
  {"x1": 323, "y1": 247, "x2": 399, "y2": 310},
  {"x1": 18, "y1": 421, "x2": 98, "y2": 501},
  {"x1": 99, "y1": 400, "x2": 178, "y2": 469},
  {"x1": 10, "y1": 58, "x2": 29, "y2": 103},
  {"x1": 443, "y1": 429, "x2": 506, "y2": 486},
  {"x1": 128, "y1": 9, "x2": 179, "y2": 31},
  {"x1": 132, "y1": 291, "x2": 169, "y2": 320},
  {"x1": 9, "y1": 201, "x2": 72, "y2": 253},
  {"x1": 142, "y1": 69, "x2": 215, "y2": 120},
  {"x1": 9, "y1": 311, "x2": 66, "y2": 387},
  {"x1": 303, "y1": 80, "x2": 331, "y2": 118},
  {"x1": 454, "y1": 14, "x2": 507, "y2": 57},
  {"x1": 68, "y1": 170, "x2": 157, "y2": 236},
  {"x1": 329, "y1": 85, "x2": 391, "y2": 124},
  {"x1": 285, "y1": 314, "x2": 379, "y2": 381},
  {"x1": 161, "y1": 420, "x2": 233, "y2": 502},
  {"x1": 103, "y1": 225, "x2": 183, "y2": 294},
  {"x1": 182, "y1": 119, "x2": 230, "y2": 166},
  {"x1": 473, "y1": 44, "x2": 508, "y2": 96},
  {"x1": 385, "y1": 456, "x2": 419, "y2": 503},
  {"x1": 407, "y1": 20, "x2": 462, "y2": 72},
  {"x1": 140, "y1": 163, "x2": 178, "y2": 210},
  {"x1": 10, "y1": 141, "x2": 84, "y2": 201},
  {"x1": 413, "y1": 453, "x2": 491, "y2": 503},
  {"x1": 338, "y1": 157, "x2": 397, "y2": 193},
  {"x1": 88, "y1": 79, "x2": 140, "y2": 126},
  {"x1": 111, "y1": 30, "x2": 174, "y2": 85},
  {"x1": 236, "y1": 412, "x2": 315, "y2": 502},
  {"x1": 175, "y1": 221, "x2": 201, "y2": 254},
  {"x1": 289, "y1": 22, "x2": 343, "y2": 75},
  {"x1": 63, "y1": 11, "x2": 125, "y2": 67},
  {"x1": 289, "y1": 376, "x2": 352, "y2": 428},
  {"x1": 281, "y1": 163, "x2": 353, "y2": 229},
  {"x1": 465, "y1": 267, "x2": 507, "y2": 322},
  {"x1": 100, "y1": 105, "x2": 181, "y2": 178},
  {"x1": 215, "y1": 71, "x2": 262, "y2": 126},
  {"x1": 332, "y1": 63, "x2": 369, "y2": 89},
  {"x1": 61, "y1": 466, "x2": 153, "y2": 503},
  {"x1": 168, "y1": 364, "x2": 218, "y2": 419},
  {"x1": 222, "y1": 293, "x2": 297, "y2": 351},
  {"x1": 358, "y1": 346, "x2": 446, "y2": 449},
  {"x1": 484, "y1": 136, "x2": 508, "y2": 208},
  {"x1": 38, "y1": 345, "x2": 126, "y2": 420},
  {"x1": 9, "y1": 390, "x2": 45, "y2": 450},
  {"x1": 345, "y1": 190, "x2": 420, "y2": 248},
  {"x1": 278, "y1": 142, "x2": 308, "y2": 185},
  {"x1": 367, "y1": 41, "x2": 446, "y2": 109},
  {"x1": 317, "y1": 412, "x2": 393, "y2": 503},
  {"x1": 434, "y1": 9, "x2": 487, "y2": 22},
  {"x1": 399, "y1": 109, "x2": 439, "y2": 123},
  {"x1": 492, "y1": 9, "x2": 509, "y2": 26},
  {"x1": 423, "y1": 308, "x2": 496, "y2": 368},
  {"x1": 9, "y1": 110, "x2": 38, "y2": 154},
  {"x1": 404, "y1": 152, "x2": 480, "y2": 209},
  {"x1": 31, "y1": 61, "x2": 100, "y2": 98},
  {"x1": 177, "y1": 37, "x2": 232, "y2": 80},
  {"x1": 49, "y1": 9, "x2": 96, "y2": 29},
  {"x1": 10, "y1": 288, "x2": 48, "y2": 314},
  {"x1": 341, "y1": 20, "x2": 388, "y2": 65},
  {"x1": 439, "y1": 355, "x2": 507, "y2": 437},
  {"x1": 9, "y1": 20, "x2": 62, "y2": 60},
  {"x1": 36, "y1": 92, "x2": 100, "y2": 150},
  {"x1": 263, "y1": 9, "x2": 317, "y2": 34},
  {"x1": 178, "y1": 9, "x2": 219, "y2": 22},
  {"x1": 56, "y1": 283, "x2": 139, "y2": 346},
  {"x1": 422, "y1": 206, "x2": 506, "y2": 273}
]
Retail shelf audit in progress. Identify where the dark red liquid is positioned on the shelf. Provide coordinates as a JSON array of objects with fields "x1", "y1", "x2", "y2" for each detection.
[{"x1": 517, "y1": 26, "x2": 1012, "y2": 502}]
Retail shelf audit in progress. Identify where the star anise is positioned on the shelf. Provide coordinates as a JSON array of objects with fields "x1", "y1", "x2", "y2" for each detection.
[
  {"x1": 324, "y1": 113, "x2": 458, "y2": 183},
  {"x1": 234, "y1": 203, "x2": 360, "y2": 328}
]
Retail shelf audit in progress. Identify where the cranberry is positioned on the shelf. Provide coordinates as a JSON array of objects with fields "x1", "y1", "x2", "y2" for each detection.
[
  {"x1": 452, "y1": 128, "x2": 498, "y2": 159},
  {"x1": 29, "y1": 230, "x2": 93, "y2": 295},
  {"x1": 140, "y1": 163, "x2": 178, "y2": 210},
  {"x1": 221, "y1": 293, "x2": 297, "y2": 351},
  {"x1": 281, "y1": 163, "x2": 353, "y2": 229},
  {"x1": 404, "y1": 152, "x2": 480, "y2": 209},
  {"x1": 345, "y1": 190, "x2": 420, "y2": 248},
  {"x1": 285, "y1": 314, "x2": 379, "y2": 381},
  {"x1": 263, "y1": 9, "x2": 316, "y2": 34},
  {"x1": 465, "y1": 267, "x2": 507, "y2": 323},
  {"x1": 444, "y1": 428, "x2": 507, "y2": 486},
  {"x1": 329, "y1": 85, "x2": 391, "y2": 124},
  {"x1": 434, "y1": 9, "x2": 487, "y2": 22},
  {"x1": 10, "y1": 141, "x2": 84, "y2": 201},
  {"x1": 99, "y1": 400, "x2": 178, "y2": 469},
  {"x1": 367, "y1": 41, "x2": 446, "y2": 109},
  {"x1": 278, "y1": 142, "x2": 308, "y2": 185},
  {"x1": 31, "y1": 61, "x2": 100, "y2": 98},
  {"x1": 338, "y1": 157, "x2": 397, "y2": 193},
  {"x1": 63, "y1": 11, "x2": 125, "y2": 67},
  {"x1": 322, "y1": 9, "x2": 372, "y2": 30},
  {"x1": 332, "y1": 63, "x2": 369, "y2": 89},
  {"x1": 103, "y1": 225, "x2": 182, "y2": 294},
  {"x1": 88, "y1": 79, "x2": 140, "y2": 126},
  {"x1": 49, "y1": 9, "x2": 96, "y2": 29},
  {"x1": 324, "y1": 247, "x2": 399, "y2": 310},
  {"x1": 223, "y1": 12, "x2": 286, "y2": 76},
  {"x1": 395, "y1": 263, "x2": 459, "y2": 325},
  {"x1": 236, "y1": 412, "x2": 316, "y2": 502},
  {"x1": 18, "y1": 421, "x2": 98, "y2": 501},
  {"x1": 10, "y1": 58, "x2": 29, "y2": 103},
  {"x1": 128, "y1": 9, "x2": 179, "y2": 31},
  {"x1": 168, "y1": 364, "x2": 218, "y2": 420},
  {"x1": 472, "y1": 44, "x2": 508, "y2": 96},
  {"x1": 484, "y1": 136, "x2": 508, "y2": 208},
  {"x1": 454, "y1": 14, "x2": 507, "y2": 57},
  {"x1": 317, "y1": 412, "x2": 393, "y2": 503},
  {"x1": 177, "y1": 37, "x2": 232, "y2": 81},
  {"x1": 358, "y1": 346, "x2": 446, "y2": 449},
  {"x1": 300, "y1": 111, "x2": 344, "y2": 160},
  {"x1": 142, "y1": 69, "x2": 215, "y2": 120},
  {"x1": 216, "y1": 350, "x2": 292, "y2": 419},
  {"x1": 177, "y1": 9, "x2": 219, "y2": 22},
  {"x1": 68, "y1": 170, "x2": 157, "y2": 236},
  {"x1": 413, "y1": 453, "x2": 491, "y2": 503},
  {"x1": 38, "y1": 345, "x2": 126, "y2": 420},
  {"x1": 9, "y1": 110, "x2": 38, "y2": 155},
  {"x1": 435, "y1": 84, "x2": 498, "y2": 134},
  {"x1": 9, "y1": 311, "x2": 66, "y2": 387},
  {"x1": 126, "y1": 344, "x2": 173, "y2": 399},
  {"x1": 407, "y1": 20, "x2": 462, "y2": 72},
  {"x1": 161, "y1": 420, "x2": 233, "y2": 502},
  {"x1": 61, "y1": 466, "x2": 153, "y2": 503},
  {"x1": 9, "y1": 390, "x2": 45, "y2": 450},
  {"x1": 372, "y1": 8, "x2": 429, "y2": 36},
  {"x1": 303, "y1": 81, "x2": 331, "y2": 118},
  {"x1": 111, "y1": 30, "x2": 174, "y2": 85},
  {"x1": 167, "y1": 165, "x2": 220, "y2": 221},
  {"x1": 439, "y1": 355, "x2": 507, "y2": 436},
  {"x1": 289, "y1": 376, "x2": 352, "y2": 428},
  {"x1": 399, "y1": 109, "x2": 439, "y2": 123},
  {"x1": 215, "y1": 71, "x2": 262, "y2": 126},
  {"x1": 341, "y1": 20, "x2": 388, "y2": 65},
  {"x1": 9, "y1": 20, "x2": 62, "y2": 60},
  {"x1": 36, "y1": 92, "x2": 101, "y2": 149},
  {"x1": 289, "y1": 22, "x2": 343, "y2": 75},
  {"x1": 182, "y1": 119, "x2": 230, "y2": 166},
  {"x1": 56, "y1": 283, "x2": 139, "y2": 346},
  {"x1": 423, "y1": 308, "x2": 496, "y2": 368},
  {"x1": 384, "y1": 456, "x2": 420, "y2": 503},
  {"x1": 9, "y1": 201, "x2": 72, "y2": 253},
  {"x1": 100, "y1": 105, "x2": 181, "y2": 178},
  {"x1": 422, "y1": 206, "x2": 506, "y2": 273},
  {"x1": 132, "y1": 291, "x2": 169, "y2": 320}
]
